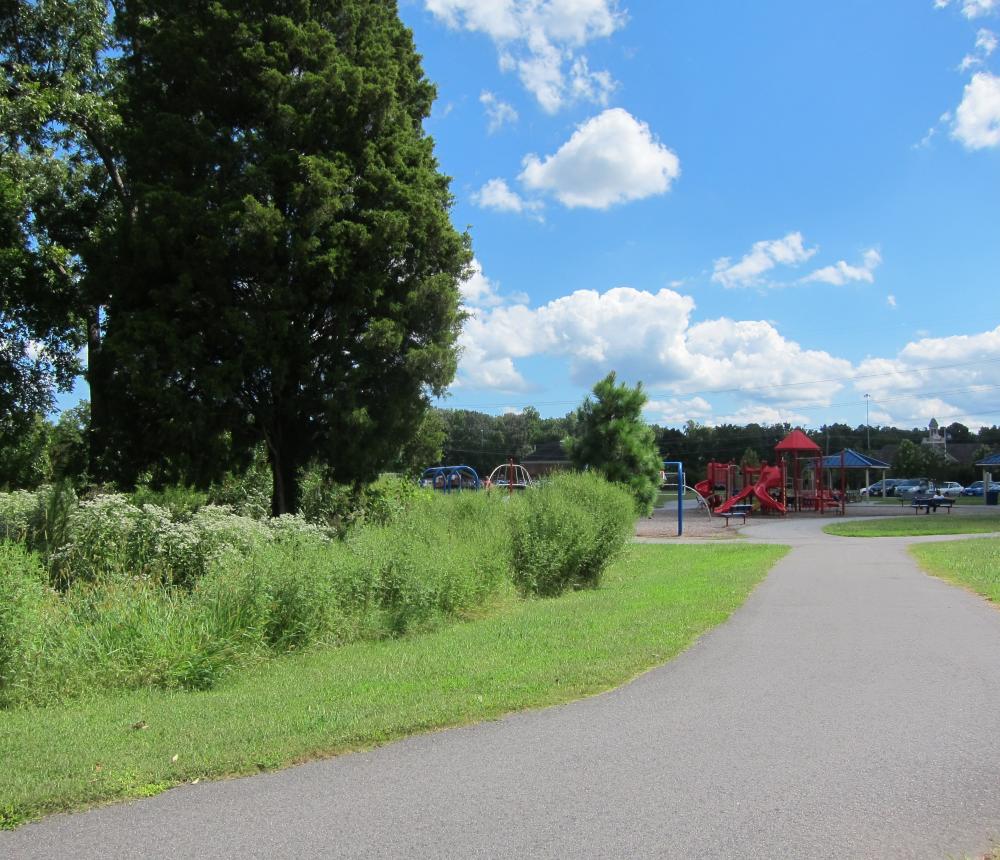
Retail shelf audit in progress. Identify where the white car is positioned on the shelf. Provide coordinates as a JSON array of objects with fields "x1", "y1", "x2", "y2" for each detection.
[{"x1": 937, "y1": 481, "x2": 964, "y2": 498}]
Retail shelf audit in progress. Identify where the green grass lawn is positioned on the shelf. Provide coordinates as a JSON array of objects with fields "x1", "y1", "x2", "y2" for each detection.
[
  {"x1": 823, "y1": 515, "x2": 1000, "y2": 538},
  {"x1": 0, "y1": 542, "x2": 786, "y2": 828},
  {"x1": 911, "y1": 537, "x2": 1000, "y2": 603}
]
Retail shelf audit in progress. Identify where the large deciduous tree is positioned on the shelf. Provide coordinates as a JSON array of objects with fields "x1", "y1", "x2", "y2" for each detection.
[
  {"x1": 566, "y1": 372, "x2": 661, "y2": 515},
  {"x1": 101, "y1": 0, "x2": 470, "y2": 514},
  {"x1": 1, "y1": 0, "x2": 123, "y2": 468}
]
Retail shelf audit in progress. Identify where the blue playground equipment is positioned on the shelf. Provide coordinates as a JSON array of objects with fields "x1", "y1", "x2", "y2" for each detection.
[
  {"x1": 420, "y1": 465, "x2": 482, "y2": 492},
  {"x1": 662, "y1": 460, "x2": 685, "y2": 536}
]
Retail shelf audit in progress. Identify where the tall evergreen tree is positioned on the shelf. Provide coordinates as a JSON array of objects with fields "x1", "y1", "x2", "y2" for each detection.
[
  {"x1": 566, "y1": 372, "x2": 661, "y2": 515},
  {"x1": 104, "y1": 0, "x2": 470, "y2": 513}
]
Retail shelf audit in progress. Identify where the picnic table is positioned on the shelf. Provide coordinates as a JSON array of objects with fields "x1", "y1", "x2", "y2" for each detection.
[{"x1": 909, "y1": 496, "x2": 954, "y2": 514}]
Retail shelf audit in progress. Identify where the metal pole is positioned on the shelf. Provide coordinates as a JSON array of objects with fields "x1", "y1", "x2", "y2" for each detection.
[
  {"x1": 663, "y1": 461, "x2": 683, "y2": 537},
  {"x1": 678, "y1": 462, "x2": 684, "y2": 537},
  {"x1": 864, "y1": 394, "x2": 871, "y2": 451}
]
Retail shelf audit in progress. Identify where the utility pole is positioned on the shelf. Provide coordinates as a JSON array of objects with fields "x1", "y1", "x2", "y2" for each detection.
[{"x1": 864, "y1": 394, "x2": 871, "y2": 451}]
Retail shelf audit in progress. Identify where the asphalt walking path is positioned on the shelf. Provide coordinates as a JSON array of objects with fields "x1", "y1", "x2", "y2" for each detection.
[{"x1": 5, "y1": 517, "x2": 1000, "y2": 859}]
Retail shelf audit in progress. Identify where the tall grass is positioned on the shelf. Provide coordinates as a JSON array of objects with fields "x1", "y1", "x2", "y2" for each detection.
[{"x1": 0, "y1": 473, "x2": 635, "y2": 708}]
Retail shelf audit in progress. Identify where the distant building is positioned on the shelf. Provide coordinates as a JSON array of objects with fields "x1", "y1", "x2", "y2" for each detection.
[{"x1": 922, "y1": 418, "x2": 949, "y2": 456}]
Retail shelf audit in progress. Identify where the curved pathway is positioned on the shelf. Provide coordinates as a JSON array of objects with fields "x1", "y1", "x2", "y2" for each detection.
[{"x1": 5, "y1": 518, "x2": 1000, "y2": 859}]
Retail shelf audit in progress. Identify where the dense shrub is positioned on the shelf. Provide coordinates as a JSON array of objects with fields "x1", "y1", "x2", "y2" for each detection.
[
  {"x1": 509, "y1": 471, "x2": 634, "y2": 597},
  {"x1": 0, "y1": 490, "x2": 38, "y2": 544},
  {"x1": 207, "y1": 449, "x2": 272, "y2": 519},
  {"x1": 347, "y1": 489, "x2": 512, "y2": 634},
  {"x1": 0, "y1": 471, "x2": 635, "y2": 707},
  {"x1": 48, "y1": 496, "x2": 327, "y2": 588},
  {"x1": 130, "y1": 483, "x2": 209, "y2": 518},
  {"x1": 0, "y1": 483, "x2": 76, "y2": 555}
]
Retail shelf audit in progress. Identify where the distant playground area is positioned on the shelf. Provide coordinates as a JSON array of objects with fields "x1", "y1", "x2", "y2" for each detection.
[{"x1": 644, "y1": 428, "x2": 1000, "y2": 539}]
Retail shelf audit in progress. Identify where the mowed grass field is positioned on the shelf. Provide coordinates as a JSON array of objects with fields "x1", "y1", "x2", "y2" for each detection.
[
  {"x1": 824, "y1": 514, "x2": 1000, "y2": 538},
  {"x1": 912, "y1": 537, "x2": 1000, "y2": 604},
  {"x1": 0, "y1": 542, "x2": 786, "y2": 828}
]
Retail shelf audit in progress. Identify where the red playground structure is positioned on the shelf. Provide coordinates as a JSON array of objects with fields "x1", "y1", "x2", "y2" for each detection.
[
  {"x1": 692, "y1": 428, "x2": 846, "y2": 520},
  {"x1": 715, "y1": 464, "x2": 786, "y2": 515},
  {"x1": 694, "y1": 461, "x2": 786, "y2": 515}
]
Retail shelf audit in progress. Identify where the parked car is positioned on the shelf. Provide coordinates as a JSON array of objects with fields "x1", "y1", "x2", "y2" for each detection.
[
  {"x1": 895, "y1": 479, "x2": 932, "y2": 498},
  {"x1": 937, "y1": 481, "x2": 965, "y2": 498},
  {"x1": 864, "y1": 478, "x2": 904, "y2": 497},
  {"x1": 962, "y1": 481, "x2": 1000, "y2": 496}
]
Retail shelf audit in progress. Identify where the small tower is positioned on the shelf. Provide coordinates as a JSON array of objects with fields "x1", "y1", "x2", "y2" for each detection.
[{"x1": 923, "y1": 418, "x2": 945, "y2": 450}]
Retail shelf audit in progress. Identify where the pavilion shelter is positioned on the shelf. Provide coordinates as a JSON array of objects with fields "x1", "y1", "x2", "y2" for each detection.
[
  {"x1": 974, "y1": 451, "x2": 1000, "y2": 505},
  {"x1": 774, "y1": 429, "x2": 822, "y2": 512},
  {"x1": 816, "y1": 448, "x2": 891, "y2": 512}
]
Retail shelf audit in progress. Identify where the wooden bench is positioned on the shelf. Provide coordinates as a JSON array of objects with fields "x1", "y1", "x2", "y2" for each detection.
[{"x1": 719, "y1": 504, "x2": 751, "y2": 526}]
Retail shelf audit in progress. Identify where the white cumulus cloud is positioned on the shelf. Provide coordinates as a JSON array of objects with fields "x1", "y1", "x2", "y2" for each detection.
[
  {"x1": 936, "y1": 0, "x2": 998, "y2": 17},
  {"x1": 518, "y1": 108, "x2": 681, "y2": 209},
  {"x1": 645, "y1": 396, "x2": 714, "y2": 424},
  {"x1": 459, "y1": 259, "x2": 504, "y2": 309},
  {"x1": 473, "y1": 178, "x2": 543, "y2": 215},
  {"x1": 803, "y1": 248, "x2": 882, "y2": 286},
  {"x1": 712, "y1": 232, "x2": 817, "y2": 289},
  {"x1": 853, "y1": 325, "x2": 1000, "y2": 429},
  {"x1": 480, "y1": 91, "x2": 519, "y2": 132},
  {"x1": 959, "y1": 28, "x2": 997, "y2": 70},
  {"x1": 458, "y1": 281, "x2": 852, "y2": 407},
  {"x1": 425, "y1": 0, "x2": 624, "y2": 112},
  {"x1": 953, "y1": 72, "x2": 1000, "y2": 148}
]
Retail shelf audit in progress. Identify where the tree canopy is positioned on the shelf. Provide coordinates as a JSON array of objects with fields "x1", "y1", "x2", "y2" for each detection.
[
  {"x1": 3, "y1": 0, "x2": 470, "y2": 514},
  {"x1": 565, "y1": 372, "x2": 661, "y2": 515}
]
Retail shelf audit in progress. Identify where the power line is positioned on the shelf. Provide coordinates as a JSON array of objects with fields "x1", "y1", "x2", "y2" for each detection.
[{"x1": 440, "y1": 355, "x2": 1000, "y2": 412}]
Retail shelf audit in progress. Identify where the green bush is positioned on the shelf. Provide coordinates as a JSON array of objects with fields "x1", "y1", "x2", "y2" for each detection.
[
  {"x1": 46, "y1": 496, "x2": 330, "y2": 589},
  {"x1": 207, "y1": 449, "x2": 272, "y2": 519},
  {"x1": 0, "y1": 490, "x2": 40, "y2": 545},
  {"x1": 347, "y1": 489, "x2": 511, "y2": 634},
  {"x1": 0, "y1": 472, "x2": 635, "y2": 707},
  {"x1": 130, "y1": 483, "x2": 209, "y2": 518},
  {"x1": 509, "y1": 471, "x2": 634, "y2": 596}
]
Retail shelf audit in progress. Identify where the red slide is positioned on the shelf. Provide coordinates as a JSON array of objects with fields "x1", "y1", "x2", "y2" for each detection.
[{"x1": 716, "y1": 465, "x2": 786, "y2": 515}]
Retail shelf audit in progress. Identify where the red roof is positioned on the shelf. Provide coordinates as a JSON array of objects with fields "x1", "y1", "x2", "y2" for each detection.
[{"x1": 774, "y1": 428, "x2": 821, "y2": 452}]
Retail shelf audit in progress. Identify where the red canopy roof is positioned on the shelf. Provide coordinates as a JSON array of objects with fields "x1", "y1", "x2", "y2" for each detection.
[{"x1": 774, "y1": 428, "x2": 821, "y2": 453}]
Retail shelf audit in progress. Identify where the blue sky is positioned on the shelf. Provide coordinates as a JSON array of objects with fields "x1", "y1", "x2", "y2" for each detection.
[{"x1": 393, "y1": 0, "x2": 1000, "y2": 430}]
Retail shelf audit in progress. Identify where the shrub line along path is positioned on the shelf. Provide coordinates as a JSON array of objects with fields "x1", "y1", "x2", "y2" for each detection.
[{"x1": 5, "y1": 518, "x2": 1000, "y2": 858}]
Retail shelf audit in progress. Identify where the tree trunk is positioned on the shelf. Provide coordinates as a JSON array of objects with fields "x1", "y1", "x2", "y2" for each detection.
[
  {"x1": 86, "y1": 305, "x2": 105, "y2": 479},
  {"x1": 268, "y1": 442, "x2": 301, "y2": 517}
]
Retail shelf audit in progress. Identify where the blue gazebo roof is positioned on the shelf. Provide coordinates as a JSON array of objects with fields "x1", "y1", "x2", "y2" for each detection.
[
  {"x1": 975, "y1": 452, "x2": 1000, "y2": 467},
  {"x1": 817, "y1": 448, "x2": 891, "y2": 470}
]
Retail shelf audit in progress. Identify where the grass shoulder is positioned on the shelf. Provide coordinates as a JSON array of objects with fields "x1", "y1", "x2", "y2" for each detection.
[
  {"x1": 911, "y1": 537, "x2": 1000, "y2": 604},
  {"x1": 823, "y1": 515, "x2": 1000, "y2": 538},
  {"x1": 0, "y1": 542, "x2": 787, "y2": 828}
]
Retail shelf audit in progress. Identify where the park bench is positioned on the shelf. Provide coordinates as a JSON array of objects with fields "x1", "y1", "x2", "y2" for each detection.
[
  {"x1": 910, "y1": 497, "x2": 954, "y2": 514},
  {"x1": 720, "y1": 503, "x2": 751, "y2": 526}
]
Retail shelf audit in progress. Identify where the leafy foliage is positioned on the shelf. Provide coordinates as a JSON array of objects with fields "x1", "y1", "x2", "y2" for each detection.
[
  {"x1": 0, "y1": 0, "x2": 120, "y2": 446},
  {"x1": 509, "y1": 471, "x2": 635, "y2": 597},
  {"x1": 565, "y1": 372, "x2": 662, "y2": 515},
  {"x1": 98, "y1": 0, "x2": 470, "y2": 514},
  {"x1": 0, "y1": 472, "x2": 634, "y2": 706}
]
